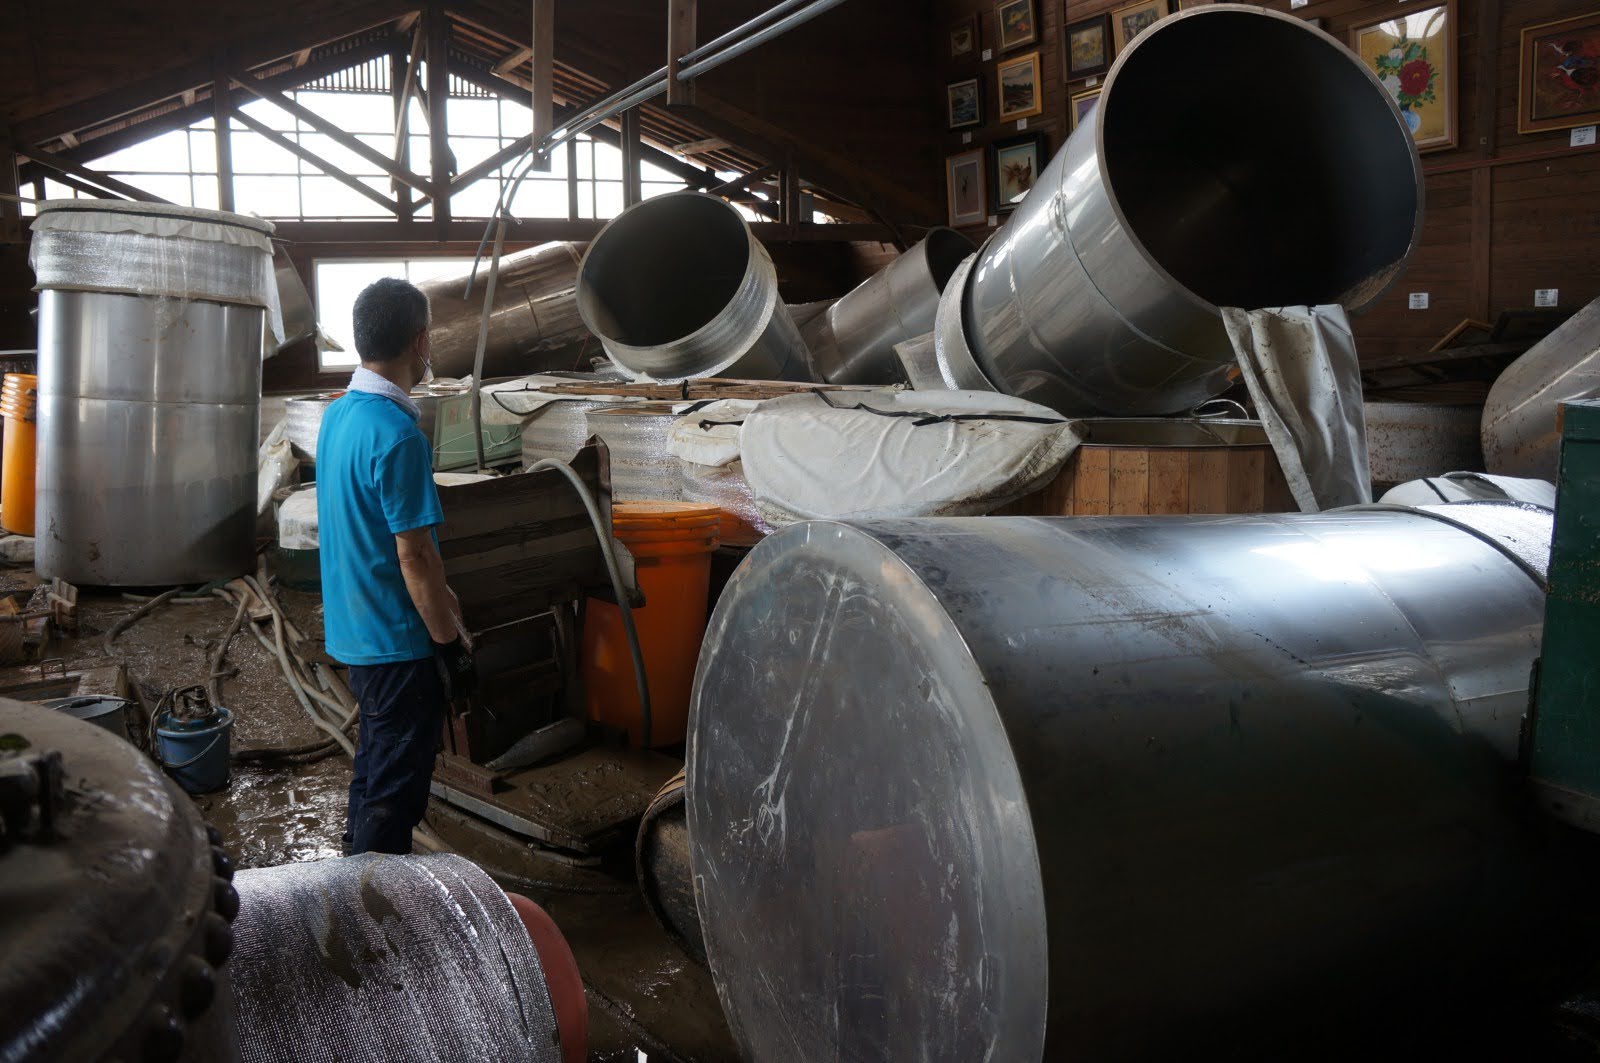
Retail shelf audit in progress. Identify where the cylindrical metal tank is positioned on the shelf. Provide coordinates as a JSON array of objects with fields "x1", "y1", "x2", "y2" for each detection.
[
  {"x1": 803, "y1": 228, "x2": 975, "y2": 385},
  {"x1": 576, "y1": 192, "x2": 810, "y2": 383},
  {"x1": 940, "y1": 5, "x2": 1423, "y2": 416},
  {"x1": 688, "y1": 505, "x2": 1590, "y2": 1061},
  {"x1": 30, "y1": 201, "x2": 274, "y2": 585},
  {"x1": 1482, "y1": 295, "x2": 1600, "y2": 481},
  {"x1": 418, "y1": 242, "x2": 592, "y2": 379}
]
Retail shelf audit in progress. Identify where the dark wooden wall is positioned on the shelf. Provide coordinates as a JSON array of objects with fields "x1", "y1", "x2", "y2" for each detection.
[{"x1": 933, "y1": 0, "x2": 1600, "y2": 363}]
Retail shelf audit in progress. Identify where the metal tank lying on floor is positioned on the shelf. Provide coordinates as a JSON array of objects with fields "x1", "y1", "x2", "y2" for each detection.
[
  {"x1": 935, "y1": 4, "x2": 1424, "y2": 415},
  {"x1": 688, "y1": 503, "x2": 1593, "y2": 1061}
]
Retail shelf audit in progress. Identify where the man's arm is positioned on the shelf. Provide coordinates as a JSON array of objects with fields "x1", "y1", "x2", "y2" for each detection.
[{"x1": 395, "y1": 528, "x2": 463, "y2": 645}]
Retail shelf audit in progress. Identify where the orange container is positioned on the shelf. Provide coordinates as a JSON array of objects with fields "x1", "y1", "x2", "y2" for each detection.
[
  {"x1": 583, "y1": 501, "x2": 720, "y2": 747},
  {"x1": 0, "y1": 374, "x2": 38, "y2": 537}
]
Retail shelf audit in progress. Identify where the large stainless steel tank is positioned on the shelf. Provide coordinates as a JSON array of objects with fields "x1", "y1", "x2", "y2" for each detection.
[
  {"x1": 418, "y1": 241, "x2": 591, "y2": 379},
  {"x1": 30, "y1": 201, "x2": 274, "y2": 584},
  {"x1": 688, "y1": 504, "x2": 1591, "y2": 1060},
  {"x1": 938, "y1": 5, "x2": 1424, "y2": 415},
  {"x1": 576, "y1": 192, "x2": 810, "y2": 382}
]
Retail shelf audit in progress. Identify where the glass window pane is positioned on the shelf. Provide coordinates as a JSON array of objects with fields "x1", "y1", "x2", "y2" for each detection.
[
  {"x1": 450, "y1": 136, "x2": 501, "y2": 172},
  {"x1": 230, "y1": 129, "x2": 301, "y2": 174},
  {"x1": 450, "y1": 179, "x2": 502, "y2": 219},
  {"x1": 296, "y1": 91, "x2": 391, "y2": 135},
  {"x1": 42, "y1": 178, "x2": 81, "y2": 201},
  {"x1": 298, "y1": 133, "x2": 384, "y2": 177},
  {"x1": 640, "y1": 159, "x2": 684, "y2": 184},
  {"x1": 191, "y1": 178, "x2": 220, "y2": 211},
  {"x1": 576, "y1": 140, "x2": 593, "y2": 179},
  {"x1": 92, "y1": 129, "x2": 192, "y2": 173},
  {"x1": 409, "y1": 134, "x2": 431, "y2": 173},
  {"x1": 234, "y1": 175, "x2": 301, "y2": 217},
  {"x1": 447, "y1": 97, "x2": 501, "y2": 137},
  {"x1": 593, "y1": 181, "x2": 624, "y2": 219},
  {"x1": 237, "y1": 97, "x2": 295, "y2": 133},
  {"x1": 509, "y1": 177, "x2": 568, "y2": 219},
  {"x1": 188, "y1": 130, "x2": 218, "y2": 174},
  {"x1": 299, "y1": 175, "x2": 389, "y2": 218},
  {"x1": 405, "y1": 257, "x2": 475, "y2": 284},
  {"x1": 574, "y1": 179, "x2": 595, "y2": 219},
  {"x1": 641, "y1": 182, "x2": 681, "y2": 201},
  {"x1": 499, "y1": 98, "x2": 532, "y2": 129},
  {"x1": 106, "y1": 173, "x2": 195, "y2": 205},
  {"x1": 591, "y1": 142, "x2": 622, "y2": 180},
  {"x1": 315, "y1": 260, "x2": 392, "y2": 366}
]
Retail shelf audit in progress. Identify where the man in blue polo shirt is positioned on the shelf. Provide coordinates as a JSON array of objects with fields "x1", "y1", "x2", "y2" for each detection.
[{"x1": 317, "y1": 277, "x2": 475, "y2": 855}]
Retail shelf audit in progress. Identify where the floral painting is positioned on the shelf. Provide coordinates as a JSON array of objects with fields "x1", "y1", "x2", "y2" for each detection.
[
  {"x1": 1519, "y1": 12, "x2": 1600, "y2": 135},
  {"x1": 1352, "y1": 2, "x2": 1456, "y2": 151}
]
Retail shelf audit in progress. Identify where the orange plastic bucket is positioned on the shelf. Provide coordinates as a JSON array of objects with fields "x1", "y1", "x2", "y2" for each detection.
[
  {"x1": 583, "y1": 501, "x2": 720, "y2": 747},
  {"x1": 0, "y1": 374, "x2": 37, "y2": 536}
]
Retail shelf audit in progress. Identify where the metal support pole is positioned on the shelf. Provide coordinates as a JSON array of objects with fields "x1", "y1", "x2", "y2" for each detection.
[{"x1": 212, "y1": 63, "x2": 235, "y2": 212}]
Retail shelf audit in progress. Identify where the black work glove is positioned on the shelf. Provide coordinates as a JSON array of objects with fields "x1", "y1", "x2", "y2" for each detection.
[{"x1": 433, "y1": 637, "x2": 478, "y2": 702}]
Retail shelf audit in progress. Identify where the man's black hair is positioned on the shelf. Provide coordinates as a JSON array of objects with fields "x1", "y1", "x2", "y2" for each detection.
[{"x1": 352, "y1": 277, "x2": 431, "y2": 363}]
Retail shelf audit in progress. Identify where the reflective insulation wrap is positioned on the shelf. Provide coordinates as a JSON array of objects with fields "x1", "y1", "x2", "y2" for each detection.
[
  {"x1": 230, "y1": 853, "x2": 560, "y2": 1063},
  {"x1": 945, "y1": 5, "x2": 1423, "y2": 416},
  {"x1": 417, "y1": 243, "x2": 591, "y2": 380},
  {"x1": 1482, "y1": 295, "x2": 1600, "y2": 481},
  {"x1": 285, "y1": 393, "x2": 339, "y2": 462},
  {"x1": 1366, "y1": 400, "x2": 1486, "y2": 487},
  {"x1": 688, "y1": 505, "x2": 1592, "y2": 1061},
  {"x1": 576, "y1": 192, "x2": 811, "y2": 383},
  {"x1": 521, "y1": 398, "x2": 628, "y2": 467},
  {"x1": 803, "y1": 228, "x2": 975, "y2": 385},
  {"x1": 0, "y1": 697, "x2": 240, "y2": 1063},
  {"x1": 585, "y1": 404, "x2": 687, "y2": 501},
  {"x1": 679, "y1": 460, "x2": 770, "y2": 546}
]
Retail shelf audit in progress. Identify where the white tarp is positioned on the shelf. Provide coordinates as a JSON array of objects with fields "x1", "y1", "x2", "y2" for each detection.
[
  {"x1": 1379, "y1": 471, "x2": 1556, "y2": 509},
  {"x1": 1223, "y1": 305, "x2": 1371, "y2": 512},
  {"x1": 739, "y1": 390, "x2": 1080, "y2": 523}
]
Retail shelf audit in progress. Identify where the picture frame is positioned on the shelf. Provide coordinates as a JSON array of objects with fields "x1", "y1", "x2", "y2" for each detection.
[
  {"x1": 992, "y1": 132, "x2": 1048, "y2": 213},
  {"x1": 996, "y1": 51, "x2": 1044, "y2": 122},
  {"x1": 946, "y1": 77, "x2": 984, "y2": 131},
  {"x1": 1070, "y1": 86, "x2": 1102, "y2": 131},
  {"x1": 1063, "y1": 13, "x2": 1112, "y2": 82},
  {"x1": 1518, "y1": 11, "x2": 1600, "y2": 135},
  {"x1": 996, "y1": 0, "x2": 1038, "y2": 52},
  {"x1": 1110, "y1": 0, "x2": 1169, "y2": 54},
  {"x1": 946, "y1": 148, "x2": 988, "y2": 228},
  {"x1": 1173, "y1": 0, "x2": 1210, "y2": 8},
  {"x1": 950, "y1": 13, "x2": 979, "y2": 61},
  {"x1": 1349, "y1": 1, "x2": 1458, "y2": 152}
]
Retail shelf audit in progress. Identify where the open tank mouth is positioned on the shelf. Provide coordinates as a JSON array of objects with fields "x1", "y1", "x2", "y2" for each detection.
[
  {"x1": 1102, "y1": 8, "x2": 1420, "y2": 311},
  {"x1": 922, "y1": 227, "x2": 976, "y2": 290},
  {"x1": 577, "y1": 193, "x2": 752, "y2": 347}
]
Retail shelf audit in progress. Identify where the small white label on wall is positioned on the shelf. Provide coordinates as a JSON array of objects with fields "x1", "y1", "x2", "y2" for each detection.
[
  {"x1": 1536, "y1": 288, "x2": 1560, "y2": 307},
  {"x1": 981, "y1": 48, "x2": 992, "y2": 61},
  {"x1": 962, "y1": 132, "x2": 972, "y2": 144},
  {"x1": 1086, "y1": 76, "x2": 1099, "y2": 87},
  {"x1": 1017, "y1": 118, "x2": 1028, "y2": 130},
  {"x1": 1573, "y1": 126, "x2": 1597, "y2": 147},
  {"x1": 1408, "y1": 292, "x2": 1430, "y2": 310},
  {"x1": 1290, "y1": 0, "x2": 1308, "y2": 7}
]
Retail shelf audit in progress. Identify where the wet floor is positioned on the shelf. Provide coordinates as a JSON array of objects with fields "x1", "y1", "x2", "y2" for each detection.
[{"x1": 37, "y1": 572, "x2": 736, "y2": 1063}]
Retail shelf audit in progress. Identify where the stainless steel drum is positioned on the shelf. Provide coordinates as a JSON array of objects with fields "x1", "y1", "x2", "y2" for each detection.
[
  {"x1": 576, "y1": 193, "x2": 810, "y2": 383},
  {"x1": 688, "y1": 505, "x2": 1590, "y2": 1060},
  {"x1": 942, "y1": 5, "x2": 1423, "y2": 416},
  {"x1": 31, "y1": 200, "x2": 274, "y2": 585}
]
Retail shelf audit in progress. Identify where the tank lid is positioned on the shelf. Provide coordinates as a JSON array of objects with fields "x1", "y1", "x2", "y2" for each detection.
[{"x1": 33, "y1": 198, "x2": 276, "y2": 236}]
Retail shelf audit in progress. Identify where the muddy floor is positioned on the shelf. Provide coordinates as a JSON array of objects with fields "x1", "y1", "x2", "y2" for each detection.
[{"x1": 20, "y1": 563, "x2": 736, "y2": 1063}]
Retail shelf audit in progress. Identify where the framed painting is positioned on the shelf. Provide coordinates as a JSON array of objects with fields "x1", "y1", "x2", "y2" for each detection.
[
  {"x1": 1174, "y1": 0, "x2": 1211, "y2": 8},
  {"x1": 997, "y1": 51, "x2": 1044, "y2": 122},
  {"x1": 947, "y1": 77, "x2": 983, "y2": 131},
  {"x1": 996, "y1": 0, "x2": 1038, "y2": 52},
  {"x1": 947, "y1": 148, "x2": 988, "y2": 228},
  {"x1": 1064, "y1": 13, "x2": 1112, "y2": 82},
  {"x1": 1518, "y1": 11, "x2": 1600, "y2": 135},
  {"x1": 992, "y1": 132, "x2": 1047, "y2": 213},
  {"x1": 1110, "y1": 0, "x2": 1169, "y2": 54},
  {"x1": 950, "y1": 13, "x2": 979, "y2": 61},
  {"x1": 1071, "y1": 86, "x2": 1102, "y2": 131},
  {"x1": 1350, "y1": 1, "x2": 1457, "y2": 152}
]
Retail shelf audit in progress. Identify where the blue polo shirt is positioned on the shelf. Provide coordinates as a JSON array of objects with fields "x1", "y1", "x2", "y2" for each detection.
[{"x1": 316, "y1": 392, "x2": 443, "y2": 665}]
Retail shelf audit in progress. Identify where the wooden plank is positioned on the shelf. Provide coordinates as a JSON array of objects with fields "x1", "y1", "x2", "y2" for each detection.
[
  {"x1": 390, "y1": 37, "x2": 414, "y2": 216},
  {"x1": 621, "y1": 107, "x2": 642, "y2": 207},
  {"x1": 666, "y1": 0, "x2": 697, "y2": 107},
  {"x1": 530, "y1": 0, "x2": 554, "y2": 172},
  {"x1": 673, "y1": 136, "x2": 728, "y2": 156},
  {"x1": 1263, "y1": 457, "x2": 1298, "y2": 513},
  {"x1": 230, "y1": 108, "x2": 401, "y2": 212},
  {"x1": 1147, "y1": 450, "x2": 1189, "y2": 515},
  {"x1": 1074, "y1": 448, "x2": 1112, "y2": 515},
  {"x1": 21, "y1": 145, "x2": 167, "y2": 202},
  {"x1": 1187, "y1": 450, "x2": 1230, "y2": 515},
  {"x1": 1108, "y1": 449, "x2": 1149, "y2": 516},
  {"x1": 451, "y1": 133, "x2": 531, "y2": 191},
  {"x1": 1227, "y1": 449, "x2": 1267, "y2": 514}
]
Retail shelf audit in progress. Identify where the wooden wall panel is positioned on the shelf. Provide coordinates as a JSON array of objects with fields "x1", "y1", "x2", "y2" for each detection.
[{"x1": 934, "y1": 0, "x2": 1600, "y2": 367}]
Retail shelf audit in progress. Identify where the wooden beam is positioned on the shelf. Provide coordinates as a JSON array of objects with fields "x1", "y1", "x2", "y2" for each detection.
[
  {"x1": 780, "y1": 154, "x2": 800, "y2": 228},
  {"x1": 14, "y1": 2, "x2": 416, "y2": 144},
  {"x1": 230, "y1": 108, "x2": 401, "y2": 213},
  {"x1": 391, "y1": 38, "x2": 415, "y2": 216},
  {"x1": 451, "y1": 134, "x2": 531, "y2": 190},
  {"x1": 20, "y1": 145, "x2": 167, "y2": 202},
  {"x1": 266, "y1": 216, "x2": 896, "y2": 245},
  {"x1": 0, "y1": 137, "x2": 22, "y2": 244},
  {"x1": 230, "y1": 67, "x2": 431, "y2": 194},
  {"x1": 566, "y1": 138, "x2": 579, "y2": 221},
  {"x1": 672, "y1": 135, "x2": 728, "y2": 157},
  {"x1": 494, "y1": 46, "x2": 534, "y2": 74},
  {"x1": 1473, "y1": 0, "x2": 1501, "y2": 160},
  {"x1": 213, "y1": 65, "x2": 235, "y2": 212},
  {"x1": 426, "y1": 1, "x2": 454, "y2": 237},
  {"x1": 621, "y1": 108, "x2": 642, "y2": 207},
  {"x1": 530, "y1": 0, "x2": 554, "y2": 172},
  {"x1": 666, "y1": 0, "x2": 697, "y2": 107}
]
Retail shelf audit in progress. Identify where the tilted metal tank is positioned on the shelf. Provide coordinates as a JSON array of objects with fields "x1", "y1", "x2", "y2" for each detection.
[
  {"x1": 936, "y1": 5, "x2": 1424, "y2": 415},
  {"x1": 576, "y1": 192, "x2": 811, "y2": 382},
  {"x1": 688, "y1": 503, "x2": 1594, "y2": 1060},
  {"x1": 30, "y1": 200, "x2": 275, "y2": 584}
]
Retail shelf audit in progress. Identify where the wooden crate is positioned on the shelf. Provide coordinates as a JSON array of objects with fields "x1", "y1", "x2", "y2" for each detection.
[{"x1": 1003, "y1": 419, "x2": 1298, "y2": 516}]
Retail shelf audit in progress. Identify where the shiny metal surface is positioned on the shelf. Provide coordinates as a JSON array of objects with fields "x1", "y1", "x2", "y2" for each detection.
[
  {"x1": 932, "y1": 252, "x2": 997, "y2": 392},
  {"x1": 584, "y1": 404, "x2": 686, "y2": 500},
  {"x1": 36, "y1": 290, "x2": 262, "y2": 584},
  {"x1": 953, "y1": 5, "x2": 1423, "y2": 415},
  {"x1": 689, "y1": 507, "x2": 1583, "y2": 1060},
  {"x1": 804, "y1": 228, "x2": 974, "y2": 385},
  {"x1": 419, "y1": 242, "x2": 591, "y2": 380},
  {"x1": 1365, "y1": 400, "x2": 1485, "y2": 486},
  {"x1": 1482, "y1": 296, "x2": 1600, "y2": 480},
  {"x1": 269, "y1": 245, "x2": 315, "y2": 355},
  {"x1": 577, "y1": 193, "x2": 810, "y2": 383}
]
